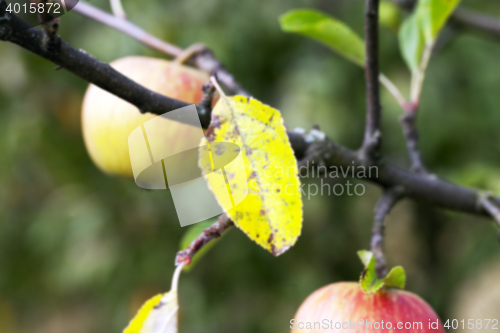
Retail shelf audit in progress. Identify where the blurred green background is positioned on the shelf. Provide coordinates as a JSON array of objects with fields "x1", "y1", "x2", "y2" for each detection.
[{"x1": 1, "y1": 0, "x2": 500, "y2": 332}]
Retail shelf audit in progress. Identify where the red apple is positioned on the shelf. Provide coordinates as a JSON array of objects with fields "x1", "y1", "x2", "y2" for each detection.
[{"x1": 291, "y1": 282, "x2": 444, "y2": 333}]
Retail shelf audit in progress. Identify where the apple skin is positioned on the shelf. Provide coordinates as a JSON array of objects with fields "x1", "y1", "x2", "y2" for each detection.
[
  {"x1": 81, "y1": 56, "x2": 209, "y2": 179},
  {"x1": 291, "y1": 282, "x2": 445, "y2": 333}
]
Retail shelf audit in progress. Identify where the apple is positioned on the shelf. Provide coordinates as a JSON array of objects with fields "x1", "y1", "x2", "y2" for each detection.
[
  {"x1": 379, "y1": 0, "x2": 402, "y2": 32},
  {"x1": 81, "y1": 56, "x2": 210, "y2": 179},
  {"x1": 291, "y1": 251, "x2": 446, "y2": 333},
  {"x1": 291, "y1": 282, "x2": 444, "y2": 333}
]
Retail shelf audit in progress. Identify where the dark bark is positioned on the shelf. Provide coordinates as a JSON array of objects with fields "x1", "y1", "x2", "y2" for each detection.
[
  {"x1": 371, "y1": 188, "x2": 404, "y2": 278},
  {"x1": 400, "y1": 103, "x2": 428, "y2": 174},
  {"x1": 361, "y1": 0, "x2": 382, "y2": 162}
]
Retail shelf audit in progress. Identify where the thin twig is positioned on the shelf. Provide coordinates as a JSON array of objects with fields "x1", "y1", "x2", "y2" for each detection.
[
  {"x1": 175, "y1": 214, "x2": 234, "y2": 266},
  {"x1": 110, "y1": 0, "x2": 127, "y2": 20},
  {"x1": 70, "y1": 0, "x2": 183, "y2": 56},
  {"x1": 371, "y1": 187, "x2": 404, "y2": 278},
  {"x1": 69, "y1": 0, "x2": 248, "y2": 95},
  {"x1": 399, "y1": 102, "x2": 428, "y2": 174},
  {"x1": 361, "y1": 0, "x2": 382, "y2": 163},
  {"x1": 380, "y1": 1, "x2": 432, "y2": 175}
]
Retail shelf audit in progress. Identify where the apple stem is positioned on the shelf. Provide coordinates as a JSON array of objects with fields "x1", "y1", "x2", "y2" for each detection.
[{"x1": 371, "y1": 187, "x2": 404, "y2": 278}]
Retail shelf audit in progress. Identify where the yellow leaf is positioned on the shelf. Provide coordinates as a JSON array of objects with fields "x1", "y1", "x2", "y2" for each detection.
[
  {"x1": 200, "y1": 94, "x2": 303, "y2": 255},
  {"x1": 123, "y1": 292, "x2": 178, "y2": 333},
  {"x1": 123, "y1": 264, "x2": 184, "y2": 333}
]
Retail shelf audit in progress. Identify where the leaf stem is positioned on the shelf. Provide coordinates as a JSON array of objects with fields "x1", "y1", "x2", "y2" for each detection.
[
  {"x1": 410, "y1": 42, "x2": 433, "y2": 102},
  {"x1": 400, "y1": 40, "x2": 434, "y2": 174},
  {"x1": 379, "y1": 74, "x2": 407, "y2": 108},
  {"x1": 171, "y1": 262, "x2": 185, "y2": 292}
]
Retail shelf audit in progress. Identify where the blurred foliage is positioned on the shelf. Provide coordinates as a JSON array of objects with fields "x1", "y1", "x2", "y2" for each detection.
[{"x1": 1, "y1": 0, "x2": 500, "y2": 332}]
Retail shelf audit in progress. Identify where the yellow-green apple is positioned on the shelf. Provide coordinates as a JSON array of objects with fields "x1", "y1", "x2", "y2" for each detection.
[
  {"x1": 81, "y1": 56, "x2": 209, "y2": 179},
  {"x1": 379, "y1": 0, "x2": 402, "y2": 32}
]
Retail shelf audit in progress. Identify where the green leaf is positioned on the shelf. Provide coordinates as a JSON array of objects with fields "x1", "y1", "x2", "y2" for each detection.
[
  {"x1": 357, "y1": 250, "x2": 373, "y2": 267},
  {"x1": 179, "y1": 217, "x2": 221, "y2": 271},
  {"x1": 418, "y1": 0, "x2": 461, "y2": 43},
  {"x1": 357, "y1": 250, "x2": 407, "y2": 294},
  {"x1": 398, "y1": 13, "x2": 425, "y2": 73},
  {"x1": 358, "y1": 251, "x2": 385, "y2": 294},
  {"x1": 384, "y1": 266, "x2": 406, "y2": 289},
  {"x1": 398, "y1": 0, "x2": 461, "y2": 73},
  {"x1": 280, "y1": 9, "x2": 365, "y2": 66}
]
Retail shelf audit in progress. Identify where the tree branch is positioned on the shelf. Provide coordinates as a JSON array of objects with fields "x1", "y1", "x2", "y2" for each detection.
[
  {"x1": 361, "y1": 0, "x2": 382, "y2": 163},
  {"x1": 0, "y1": 8, "x2": 218, "y2": 127},
  {"x1": 38, "y1": 0, "x2": 60, "y2": 50},
  {"x1": 299, "y1": 136, "x2": 500, "y2": 218},
  {"x1": 69, "y1": 0, "x2": 248, "y2": 95},
  {"x1": 371, "y1": 187, "x2": 404, "y2": 278},
  {"x1": 2, "y1": 2, "x2": 500, "y2": 234},
  {"x1": 175, "y1": 214, "x2": 234, "y2": 266}
]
